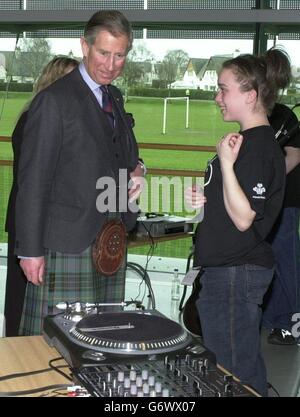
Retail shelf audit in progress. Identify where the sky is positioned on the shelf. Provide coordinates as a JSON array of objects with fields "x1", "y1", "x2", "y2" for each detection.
[
  {"x1": 1, "y1": 37, "x2": 300, "y2": 68},
  {"x1": 52, "y1": 38, "x2": 300, "y2": 68}
]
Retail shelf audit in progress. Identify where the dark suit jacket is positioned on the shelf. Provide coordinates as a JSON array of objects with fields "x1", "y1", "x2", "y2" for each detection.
[
  {"x1": 15, "y1": 68, "x2": 139, "y2": 257},
  {"x1": 5, "y1": 111, "x2": 28, "y2": 336}
]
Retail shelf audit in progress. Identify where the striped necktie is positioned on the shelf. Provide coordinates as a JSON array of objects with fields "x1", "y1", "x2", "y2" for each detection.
[{"x1": 100, "y1": 85, "x2": 114, "y2": 128}]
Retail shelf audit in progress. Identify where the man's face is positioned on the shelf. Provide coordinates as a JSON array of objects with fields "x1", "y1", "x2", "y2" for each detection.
[{"x1": 81, "y1": 30, "x2": 129, "y2": 85}]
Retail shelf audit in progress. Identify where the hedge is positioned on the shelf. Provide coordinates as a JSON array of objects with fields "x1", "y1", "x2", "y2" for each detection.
[
  {"x1": 128, "y1": 87, "x2": 216, "y2": 100},
  {"x1": 0, "y1": 82, "x2": 33, "y2": 92}
]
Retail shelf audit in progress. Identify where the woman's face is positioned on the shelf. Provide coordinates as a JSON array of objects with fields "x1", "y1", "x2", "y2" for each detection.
[{"x1": 215, "y1": 68, "x2": 251, "y2": 124}]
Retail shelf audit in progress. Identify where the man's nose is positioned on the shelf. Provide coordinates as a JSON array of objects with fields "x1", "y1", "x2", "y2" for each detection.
[{"x1": 105, "y1": 55, "x2": 115, "y2": 71}]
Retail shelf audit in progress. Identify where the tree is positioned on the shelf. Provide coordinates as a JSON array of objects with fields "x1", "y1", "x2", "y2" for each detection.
[
  {"x1": 15, "y1": 38, "x2": 52, "y2": 82},
  {"x1": 158, "y1": 49, "x2": 189, "y2": 87},
  {"x1": 121, "y1": 43, "x2": 155, "y2": 87}
]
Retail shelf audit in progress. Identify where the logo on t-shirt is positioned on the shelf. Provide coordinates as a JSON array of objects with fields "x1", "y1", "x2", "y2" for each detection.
[{"x1": 252, "y1": 183, "x2": 266, "y2": 199}]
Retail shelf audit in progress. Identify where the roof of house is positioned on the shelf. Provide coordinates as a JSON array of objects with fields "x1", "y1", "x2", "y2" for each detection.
[{"x1": 186, "y1": 58, "x2": 208, "y2": 76}]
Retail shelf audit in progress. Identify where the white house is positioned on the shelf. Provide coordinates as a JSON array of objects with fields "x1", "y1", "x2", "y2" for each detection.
[
  {"x1": 172, "y1": 51, "x2": 240, "y2": 91},
  {"x1": 171, "y1": 58, "x2": 207, "y2": 89}
]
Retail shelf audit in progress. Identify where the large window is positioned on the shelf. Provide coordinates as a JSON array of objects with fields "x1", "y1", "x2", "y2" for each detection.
[{"x1": 1, "y1": 2, "x2": 300, "y2": 258}]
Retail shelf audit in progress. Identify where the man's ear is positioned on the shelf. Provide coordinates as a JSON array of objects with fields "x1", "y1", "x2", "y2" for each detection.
[{"x1": 80, "y1": 37, "x2": 89, "y2": 58}]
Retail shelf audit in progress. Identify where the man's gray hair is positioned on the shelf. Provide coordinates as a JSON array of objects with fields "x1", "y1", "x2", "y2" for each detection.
[{"x1": 84, "y1": 10, "x2": 133, "y2": 52}]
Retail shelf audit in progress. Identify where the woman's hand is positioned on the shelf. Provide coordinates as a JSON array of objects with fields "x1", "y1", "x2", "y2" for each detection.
[
  {"x1": 217, "y1": 132, "x2": 243, "y2": 166},
  {"x1": 184, "y1": 185, "x2": 207, "y2": 209}
]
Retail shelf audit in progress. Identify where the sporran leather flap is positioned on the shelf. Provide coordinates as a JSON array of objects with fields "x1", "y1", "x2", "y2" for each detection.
[{"x1": 92, "y1": 219, "x2": 126, "y2": 276}]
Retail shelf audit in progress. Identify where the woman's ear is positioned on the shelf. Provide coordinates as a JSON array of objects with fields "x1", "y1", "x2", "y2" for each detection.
[{"x1": 246, "y1": 89, "x2": 258, "y2": 104}]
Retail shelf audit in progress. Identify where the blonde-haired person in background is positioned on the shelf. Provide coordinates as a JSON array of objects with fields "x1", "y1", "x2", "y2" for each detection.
[
  {"x1": 33, "y1": 56, "x2": 79, "y2": 94},
  {"x1": 4, "y1": 56, "x2": 79, "y2": 336}
]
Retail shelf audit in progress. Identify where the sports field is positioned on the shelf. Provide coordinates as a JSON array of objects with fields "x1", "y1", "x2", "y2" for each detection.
[
  {"x1": 0, "y1": 93, "x2": 237, "y2": 257},
  {"x1": 0, "y1": 93, "x2": 238, "y2": 163}
]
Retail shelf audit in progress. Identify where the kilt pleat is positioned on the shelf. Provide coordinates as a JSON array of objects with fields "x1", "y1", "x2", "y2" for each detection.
[{"x1": 18, "y1": 245, "x2": 126, "y2": 336}]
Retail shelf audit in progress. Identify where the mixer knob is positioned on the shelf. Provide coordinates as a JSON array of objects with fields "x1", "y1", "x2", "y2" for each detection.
[
  {"x1": 155, "y1": 382, "x2": 162, "y2": 394},
  {"x1": 137, "y1": 391, "x2": 144, "y2": 397},
  {"x1": 130, "y1": 385, "x2": 137, "y2": 396},
  {"x1": 143, "y1": 383, "x2": 150, "y2": 395},
  {"x1": 174, "y1": 367, "x2": 181, "y2": 377},
  {"x1": 150, "y1": 390, "x2": 156, "y2": 397},
  {"x1": 141, "y1": 369, "x2": 148, "y2": 380},
  {"x1": 124, "y1": 377, "x2": 131, "y2": 389},
  {"x1": 117, "y1": 371, "x2": 124, "y2": 382},
  {"x1": 130, "y1": 370, "x2": 137, "y2": 381},
  {"x1": 162, "y1": 388, "x2": 170, "y2": 397},
  {"x1": 148, "y1": 375, "x2": 155, "y2": 387},
  {"x1": 136, "y1": 376, "x2": 143, "y2": 388}
]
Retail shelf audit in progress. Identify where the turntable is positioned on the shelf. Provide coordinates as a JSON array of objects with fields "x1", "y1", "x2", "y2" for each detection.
[{"x1": 43, "y1": 302, "x2": 211, "y2": 367}]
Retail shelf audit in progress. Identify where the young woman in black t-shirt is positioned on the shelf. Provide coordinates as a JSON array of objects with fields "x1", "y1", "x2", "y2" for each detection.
[{"x1": 185, "y1": 48, "x2": 290, "y2": 396}]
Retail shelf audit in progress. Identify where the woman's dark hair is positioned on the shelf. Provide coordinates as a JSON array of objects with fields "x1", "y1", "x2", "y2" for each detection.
[
  {"x1": 222, "y1": 47, "x2": 291, "y2": 114},
  {"x1": 84, "y1": 10, "x2": 133, "y2": 52}
]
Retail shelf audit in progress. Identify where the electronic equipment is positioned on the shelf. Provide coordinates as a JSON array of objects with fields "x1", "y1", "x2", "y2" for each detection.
[
  {"x1": 43, "y1": 303, "x2": 256, "y2": 397},
  {"x1": 136, "y1": 214, "x2": 194, "y2": 237}
]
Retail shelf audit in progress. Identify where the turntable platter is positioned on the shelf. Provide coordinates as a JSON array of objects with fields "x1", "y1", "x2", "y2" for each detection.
[{"x1": 69, "y1": 311, "x2": 192, "y2": 355}]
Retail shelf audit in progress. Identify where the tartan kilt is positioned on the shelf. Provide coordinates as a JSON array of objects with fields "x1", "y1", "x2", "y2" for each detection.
[{"x1": 18, "y1": 245, "x2": 127, "y2": 336}]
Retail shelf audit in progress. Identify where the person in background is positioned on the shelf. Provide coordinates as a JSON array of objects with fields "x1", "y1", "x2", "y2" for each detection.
[
  {"x1": 13, "y1": 10, "x2": 145, "y2": 336},
  {"x1": 4, "y1": 56, "x2": 80, "y2": 336},
  {"x1": 185, "y1": 47, "x2": 290, "y2": 396},
  {"x1": 262, "y1": 101, "x2": 300, "y2": 346}
]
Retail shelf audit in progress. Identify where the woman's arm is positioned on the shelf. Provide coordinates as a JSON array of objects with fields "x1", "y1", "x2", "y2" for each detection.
[{"x1": 217, "y1": 133, "x2": 256, "y2": 232}]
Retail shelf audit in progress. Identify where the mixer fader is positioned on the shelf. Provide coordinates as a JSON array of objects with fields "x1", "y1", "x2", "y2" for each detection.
[{"x1": 72, "y1": 353, "x2": 253, "y2": 397}]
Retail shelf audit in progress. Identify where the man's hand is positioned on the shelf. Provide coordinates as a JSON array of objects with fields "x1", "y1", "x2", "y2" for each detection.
[
  {"x1": 128, "y1": 163, "x2": 146, "y2": 203},
  {"x1": 20, "y1": 256, "x2": 45, "y2": 285}
]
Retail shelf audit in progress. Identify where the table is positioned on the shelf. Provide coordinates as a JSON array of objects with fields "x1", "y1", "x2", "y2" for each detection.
[
  {"x1": 0, "y1": 336, "x2": 71, "y2": 396},
  {"x1": 128, "y1": 231, "x2": 194, "y2": 248}
]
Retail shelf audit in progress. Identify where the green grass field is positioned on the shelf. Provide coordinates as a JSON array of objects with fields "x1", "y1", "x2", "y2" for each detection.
[{"x1": 0, "y1": 93, "x2": 239, "y2": 258}]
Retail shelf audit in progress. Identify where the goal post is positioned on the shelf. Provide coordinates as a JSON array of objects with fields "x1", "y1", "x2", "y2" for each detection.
[{"x1": 162, "y1": 96, "x2": 189, "y2": 135}]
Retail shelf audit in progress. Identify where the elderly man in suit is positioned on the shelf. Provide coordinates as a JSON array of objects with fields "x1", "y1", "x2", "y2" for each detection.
[{"x1": 14, "y1": 10, "x2": 145, "y2": 335}]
